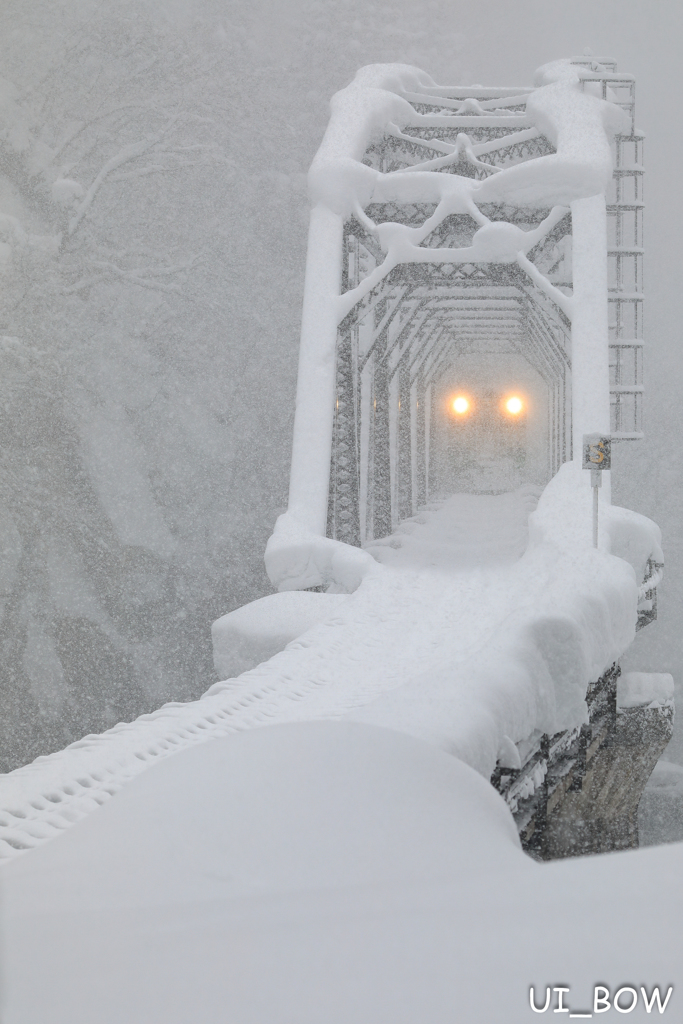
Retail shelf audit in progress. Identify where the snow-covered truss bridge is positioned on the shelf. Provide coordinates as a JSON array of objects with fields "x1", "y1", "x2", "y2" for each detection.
[
  {"x1": 0, "y1": 57, "x2": 671, "y2": 863},
  {"x1": 266, "y1": 55, "x2": 645, "y2": 583}
]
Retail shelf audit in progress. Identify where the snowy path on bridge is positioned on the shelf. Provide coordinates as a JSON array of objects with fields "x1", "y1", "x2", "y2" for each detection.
[
  {"x1": 0, "y1": 470, "x2": 643, "y2": 859},
  {"x1": 366, "y1": 487, "x2": 540, "y2": 572}
]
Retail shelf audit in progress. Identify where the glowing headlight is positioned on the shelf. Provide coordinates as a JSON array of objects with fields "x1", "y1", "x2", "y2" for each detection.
[
  {"x1": 452, "y1": 396, "x2": 469, "y2": 414},
  {"x1": 505, "y1": 396, "x2": 523, "y2": 415}
]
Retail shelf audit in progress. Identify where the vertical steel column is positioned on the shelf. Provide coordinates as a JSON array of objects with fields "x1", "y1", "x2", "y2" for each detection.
[
  {"x1": 358, "y1": 351, "x2": 373, "y2": 544},
  {"x1": 415, "y1": 376, "x2": 427, "y2": 509},
  {"x1": 330, "y1": 326, "x2": 361, "y2": 546},
  {"x1": 549, "y1": 382, "x2": 556, "y2": 478},
  {"x1": 427, "y1": 383, "x2": 439, "y2": 499},
  {"x1": 287, "y1": 205, "x2": 343, "y2": 535},
  {"x1": 372, "y1": 312, "x2": 392, "y2": 539},
  {"x1": 397, "y1": 355, "x2": 413, "y2": 522},
  {"x1": 571, "y1": 194, "x2": 612, "y2": 504}
]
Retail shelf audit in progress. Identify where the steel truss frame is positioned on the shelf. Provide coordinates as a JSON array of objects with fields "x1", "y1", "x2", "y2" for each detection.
[{"x1": 325, "y1": 57, "x2": 643, "y2": 545}]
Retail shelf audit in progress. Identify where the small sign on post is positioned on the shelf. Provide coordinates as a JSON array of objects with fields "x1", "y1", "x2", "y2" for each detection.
[{"x1": 582, "y1": 434, "x2": 611, "y2": 548}]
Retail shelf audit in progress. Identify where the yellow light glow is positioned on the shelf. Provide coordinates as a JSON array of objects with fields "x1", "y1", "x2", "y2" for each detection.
[
  {"x1": 452, "y1": 396, "x2": 469, "y2": 414},
  {"x1": 505, "y1": 396, "x2": 523, "y2": 415}
]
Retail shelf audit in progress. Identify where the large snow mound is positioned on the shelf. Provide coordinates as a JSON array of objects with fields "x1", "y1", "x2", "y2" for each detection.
[
  {"x1": 2, "y1": 723, "x2": 522, "y2": 914},
  {"x1": 3, "y1": 720, "x2": 682, "y2": 1024}
]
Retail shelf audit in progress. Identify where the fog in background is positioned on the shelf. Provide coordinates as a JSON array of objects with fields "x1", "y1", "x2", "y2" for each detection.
[{"x1": 0, "y1": 0, "x2": 680, "y2": 772}]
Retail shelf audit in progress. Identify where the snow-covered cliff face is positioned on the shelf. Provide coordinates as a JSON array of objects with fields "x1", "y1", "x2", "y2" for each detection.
[
  {"x1": 0, "y1": 0, "x2": 471, "y2": 770},
  {"x1": 0, "y1": 4, "x2": 301, "y2": 768}
]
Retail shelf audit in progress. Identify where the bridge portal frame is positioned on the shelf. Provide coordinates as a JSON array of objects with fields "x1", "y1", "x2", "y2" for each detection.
[{"x1": 268, "y1": 55, "x2": 644, "y2": 593}]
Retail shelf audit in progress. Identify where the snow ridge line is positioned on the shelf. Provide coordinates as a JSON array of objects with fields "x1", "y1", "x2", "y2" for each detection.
[{"x1": 0, "y1": 667, "x2": 345, "y2": 860}]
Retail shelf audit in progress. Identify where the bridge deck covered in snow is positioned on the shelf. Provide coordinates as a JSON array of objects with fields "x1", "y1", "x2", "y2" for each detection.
[{"x1": 0, "y1": 465, "x2": 664, "y2": 858}]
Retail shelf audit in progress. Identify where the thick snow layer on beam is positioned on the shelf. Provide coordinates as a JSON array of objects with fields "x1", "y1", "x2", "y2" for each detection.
[
  {"x1": 265, "y1": 510, "x2": 376, "y2": 592},
  {"x1": 475, "y1": 59, "x2": 630, "y2": 207},
  {"x1": 308, "y1": 60, "x2": 628, "y2": 219},
  {"x1": 212, "y1": 591, "x2": 349, "y2": 679}
]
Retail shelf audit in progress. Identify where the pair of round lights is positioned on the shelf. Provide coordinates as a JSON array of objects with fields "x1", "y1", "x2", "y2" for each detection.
[{"x1": 451, "y1": 395, "x2": 524, "y2": 416}]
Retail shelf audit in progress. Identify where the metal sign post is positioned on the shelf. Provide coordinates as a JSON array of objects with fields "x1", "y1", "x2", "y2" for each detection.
[{"x1": 582, "y1": 434, "x2": 611, "y2": 547}]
